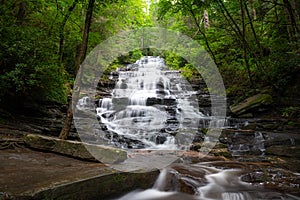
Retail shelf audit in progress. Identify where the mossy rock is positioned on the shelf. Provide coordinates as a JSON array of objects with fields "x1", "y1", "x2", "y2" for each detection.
[
  {"x1": 23, "y1": 134, "x2": 127, "y2": 164},
  {"x1": 230, "y1": 93, "x2": 273, "y2": 116}
]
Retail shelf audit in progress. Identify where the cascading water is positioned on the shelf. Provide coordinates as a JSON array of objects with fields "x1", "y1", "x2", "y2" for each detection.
[
  {"x1": 95, "y1": 56, "x2": 209, "y2": 150},
  {"x1": 227, "y1": 131, "x2": 266, "y2": 157},
  {"x1": 75, "y1": 56, "x2": 300, "y2": 200},
  {"x1": 116, "y1": 162, "x2": 300, "y2": 200}
]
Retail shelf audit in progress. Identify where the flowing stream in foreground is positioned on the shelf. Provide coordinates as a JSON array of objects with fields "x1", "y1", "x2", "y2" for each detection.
[{"x1": 117, "y1": 161, "x2": 300, "y2": 200}]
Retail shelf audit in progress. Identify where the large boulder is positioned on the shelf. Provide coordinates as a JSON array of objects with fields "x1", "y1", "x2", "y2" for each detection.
[
  {"x1": 23, "y1": 134, "x2": 127, "y2": 164},
  {"x1": 230, "y1": 93, "x2": 273, "y2": 116}
]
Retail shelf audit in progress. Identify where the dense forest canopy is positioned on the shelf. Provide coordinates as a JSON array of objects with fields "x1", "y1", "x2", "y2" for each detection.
[
  {"x1": 0, "y1": 0, "x2": 299, "y2": 115},
  {"x1": 0, "y1": 0, "x2": 150, "y2": 107},
  {"x1": 154, "y1": 0, "x2": 300, "y2": 96}
]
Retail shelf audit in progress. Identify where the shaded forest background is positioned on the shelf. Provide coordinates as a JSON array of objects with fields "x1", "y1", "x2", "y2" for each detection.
[{"x1": 0, "y1": 0, "x2": 299, "y2": 121}]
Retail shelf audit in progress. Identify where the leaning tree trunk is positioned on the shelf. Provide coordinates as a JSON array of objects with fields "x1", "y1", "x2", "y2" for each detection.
[{"x1": 59, "y1": 0, "x2": 95, "y2": 140}]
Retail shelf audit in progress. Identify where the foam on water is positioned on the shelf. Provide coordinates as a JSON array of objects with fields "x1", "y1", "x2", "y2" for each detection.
[
  {"x1": 94, "y1": 56, "x2": 207, "y2": 150},
  {"x1": 116, "y1": 163, "x2": 299, "y2": 200}
]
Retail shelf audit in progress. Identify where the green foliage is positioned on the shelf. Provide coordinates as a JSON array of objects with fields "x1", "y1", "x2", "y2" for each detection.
[
  {"x1": 165, "y1": 51, "x2": 186, "y2": 69},
  {"x1": 164, "y1": 51, "x2": 198, "y2": 80},
  {"x1": 282, "y1": 106, "x2": 300, "y2": 118},
  {"x1": 130, "y1": 49, "x2": 143, "y2": 61},
  {"x1": 0, "y1": 0, "x2": 149, "y2": 110},
  {"x1": 181, "y1": 63, "x2": 196, "y2": 80},
  {"x1": 1, "y1": 0, "x2": 298, "y2": 113},
  {"x1": 0, "y1": 63, "x2": 68, "y2": 104},
  {"x1": 0, "y1": 1, "x2": 69, "y2": 105},
  {"x1": 282, "y1": 106, "x2": 300, "y2": 127},
  {"x1": 155, "y1": 0, "x2": 300, "y2": 101}
]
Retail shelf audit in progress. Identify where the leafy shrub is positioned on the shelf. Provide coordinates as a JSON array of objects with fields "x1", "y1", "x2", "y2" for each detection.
[{"x1": 0, "y1": 63, "x2": 68, "y2": 105}]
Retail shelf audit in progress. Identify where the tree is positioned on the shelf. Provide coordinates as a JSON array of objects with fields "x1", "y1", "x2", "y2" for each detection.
[
  {"x1": 155, "y1": 0, "x2": 300, "y2": 98},
  {"x1": 0, "y1": 0, "x2": 69, "y2": 109},
  {"x1": 58, "y1": 0, "x2": 80, "y2": 64},
  {"x1": 58, "y1": 0, "x2": 150, "y2": 139},
  {"x1": 59, "y1": 0, "x2": 95, "y2": 140}
]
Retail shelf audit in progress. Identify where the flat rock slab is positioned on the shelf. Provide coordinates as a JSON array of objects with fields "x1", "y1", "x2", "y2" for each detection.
[
  {"x1": 23, "y1": 134, "x2": 127, "y2": 164},
  {"x1": 0, "y1": 147, "x2": 159, "y2": 200}
]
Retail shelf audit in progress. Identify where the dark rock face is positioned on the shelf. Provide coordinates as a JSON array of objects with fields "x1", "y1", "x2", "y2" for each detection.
[
  {"x1": 219, "y1": 130, "x2": 266, "y2": 156},
  {"x1": 106, "y1": 131, "x2": 148, "y2": 149},
  {"x1": 241, "y1": 168, "x2": 300, "y2": 194},
  {"x1": 146, "y1": 97, "x2": 177, "y2": 107},
  {"x1": 0, "y1": 103, "x2": 78, "y2": 139},
  {"x1": 266, "y1": 145, "x2": 300, "y2": 158}
]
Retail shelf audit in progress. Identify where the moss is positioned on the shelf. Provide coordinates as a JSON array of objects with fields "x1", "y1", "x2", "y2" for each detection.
[
  {"x1": 23, "y1": 134, "x2": 56, "y2": 150},
  {"x1": 23, "y1": 134, "x2": 127, "y2": 163},
  {"x1": 230, "y1": 93, "x2": 273, "y2": 115}
]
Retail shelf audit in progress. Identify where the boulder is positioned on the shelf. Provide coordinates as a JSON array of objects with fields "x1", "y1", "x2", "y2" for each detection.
[
  {"x1": 23, "y1": 134, "x2": 127, "y2": 164},
  {"x1": 230, "y1": 93, "x2": 273, "y2": 116}
]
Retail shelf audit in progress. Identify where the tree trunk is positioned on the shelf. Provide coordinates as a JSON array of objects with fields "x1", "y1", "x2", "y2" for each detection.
[
  {"x1": 239, "y1": 0, "x2": 253, "y2": 87},
  {"x1": 59, "y1": 0, "x2": 95, "y2": 140},
  {"x1": 75, "y1": 0, "x2": 95, "y2": 74},
  {"x1": 184, "y1": 2, "x2": 218, "y2": 66},
  {"x1": 58, "y1": 0, "x2": 79, "y2": 64},
  {"x1": 16, "y1": 1, "x2": 26, "y2": 25},
  {"x1": 58, "y1": 95, "x2": 73, "y2": 140},
  {"x1": 282, "y1": 0, "x2": 300, "y2": 50}
]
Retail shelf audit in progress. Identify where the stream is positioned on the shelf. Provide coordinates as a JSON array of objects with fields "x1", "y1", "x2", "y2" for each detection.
[
  {"x1": 77, "y1": 56, "x2": 299, "y2": 199},
  {"x1": 117, "y1": 161, "x2": 300, "y2": 200}
]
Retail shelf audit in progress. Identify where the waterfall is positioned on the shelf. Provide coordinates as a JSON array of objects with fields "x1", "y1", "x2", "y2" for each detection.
[
  {"x1": 152, "y1": 169, "x2": 168, "y2": 190},
  {"x1": 254, "y1": 132, "x2": 265, "y2": 154},
  {"x1": 95, "y1": 56, "x2": 207, "y2": 150},
  {"x1": 222, "y1": 192, "x2": 252, "y2": 200}
]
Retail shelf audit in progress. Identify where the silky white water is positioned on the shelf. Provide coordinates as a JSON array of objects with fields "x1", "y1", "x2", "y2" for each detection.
[
  {"x1": 94, "y1": 56, "x2": 209, "y2": 150},
  {"x1": 116, "y1": 163, "x2": 299, "y2": 200}
]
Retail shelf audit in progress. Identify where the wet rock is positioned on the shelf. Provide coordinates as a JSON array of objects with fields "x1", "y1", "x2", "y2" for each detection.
[
  {"x1": 238, "y1": 113, "x2": 254, "y2": 118},
  {"x1": 263, "y1": 131, "x2": 299, "y2": 148},
  {"x1": 155, "y1": 134, "x2": 167, "y2": 144},
  {"x1": 264, "y1": 137, "x2": 298, "y2": 148},
  {"x1": 260, "y1": 123, "x2": 280, "y2": 130},
  {"x1": 106, "y1": 132, "x2": 147, "y2": 149},
  {"x1": 0, "y1": 147, "x2": 159, "y2": 200},
  {"x1": 242, "y1": 122, "x2": 257, "y2": 130},
  {"x1": 219, "y1": 130, "x2": 267, "y2": 156},
  {"x1": 164, "y1": 118, "x2": 180, "y2": 133},
  {"x1": 23, "y1": 134, "x2": 127, "y2": 164},
  {"x1": 198, "y1": 95, "x2": 211, "y2": 107},
  {"x1": 230, "y1": 93, "x2": 273, "y2": 116},
  {"x1": 265, "y1": 145, "x2": 300, "y2": 158},
  {"x1": 146, "y1": 97, "x2": 177, "y2": 106},
  {"x1": 112, "y1": 97, "x2": 129, "y2": 111},
  {"x1": 241, "y1": 168, "x2": 300, "y2": 194},
  {"x1": 209, "y1": 147, "x2": 231, "y2": 158}
]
